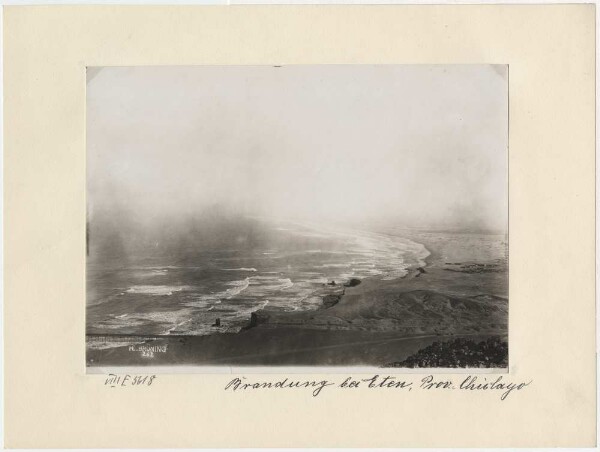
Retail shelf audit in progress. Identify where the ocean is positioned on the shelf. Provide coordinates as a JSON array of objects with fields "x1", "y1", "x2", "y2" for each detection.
[{"x1": 86, "y1": 221, "x2": 429, "y2": 346}]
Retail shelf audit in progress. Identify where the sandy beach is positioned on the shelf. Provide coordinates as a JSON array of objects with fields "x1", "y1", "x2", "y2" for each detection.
[{"x1": 87, "y1": 228, "x2": 507, "y2": 368}]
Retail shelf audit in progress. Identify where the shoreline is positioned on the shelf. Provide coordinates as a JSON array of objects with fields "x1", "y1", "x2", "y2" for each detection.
[
  {"x1": 247, "y1": 230, "x2": 433, "y2": 323},
  {"x1": 87, "y1": 228, "x2": 508, "y2": 368}
]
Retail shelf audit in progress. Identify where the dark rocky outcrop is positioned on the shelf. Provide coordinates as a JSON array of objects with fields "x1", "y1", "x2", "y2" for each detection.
[
  {"x1": 322, "y1": 294, "x2": 343, "y2": 309},
  {"x1": 246, "y1": 311, "x2": 271, "y2": 329},
  {"x1": 344, "y1": 278, "x2": 362, "y2": 287},
  {"x1": 384, "y1": 337, "x2": 508, "y2": 368}
]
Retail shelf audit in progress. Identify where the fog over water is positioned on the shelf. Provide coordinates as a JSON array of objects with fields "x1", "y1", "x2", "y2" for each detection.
[{"x1": 87, "y1": 65, "x2": 507, "y2": 259}]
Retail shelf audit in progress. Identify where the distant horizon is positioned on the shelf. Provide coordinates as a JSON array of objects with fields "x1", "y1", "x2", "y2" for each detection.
[{"x1": 87, "y1": 65, "x2": 508, "y2": 238}]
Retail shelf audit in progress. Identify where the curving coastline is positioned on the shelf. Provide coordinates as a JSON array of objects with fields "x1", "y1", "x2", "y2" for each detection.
[
  {"x1": 242, "y1": 232, "x2": 435, "y2": 332},
  {"x1": 87, "y1": 228, "x2": 508, "y2": 368}
]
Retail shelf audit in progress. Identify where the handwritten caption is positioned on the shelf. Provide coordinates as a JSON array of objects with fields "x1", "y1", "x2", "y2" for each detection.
[
  {"x1": 225, "y1": 374, "x2": 532, "y2": 400},
  {"x1": 103, "y1": 373, "x2": 532, "y2": 400}
]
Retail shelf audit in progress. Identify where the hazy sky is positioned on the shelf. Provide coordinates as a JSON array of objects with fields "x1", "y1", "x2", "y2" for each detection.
[{"x1": 87, "y1": 65, "x2": 507, "y2": 232}]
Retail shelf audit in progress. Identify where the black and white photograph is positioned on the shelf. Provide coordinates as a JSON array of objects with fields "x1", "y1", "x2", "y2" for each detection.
[{"x1": 86, "y1": 65, "x2": 508, "y2": 370}]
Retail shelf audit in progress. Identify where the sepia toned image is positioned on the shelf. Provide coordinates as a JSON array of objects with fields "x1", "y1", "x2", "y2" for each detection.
[{"x1": 86, "y1": 65, "x2": 508, "y2": 370}]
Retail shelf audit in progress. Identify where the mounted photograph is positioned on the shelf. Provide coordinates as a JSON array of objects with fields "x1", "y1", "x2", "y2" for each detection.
[{"x1": 86, "y1": 65, "x2": 508, "y2": 370}]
